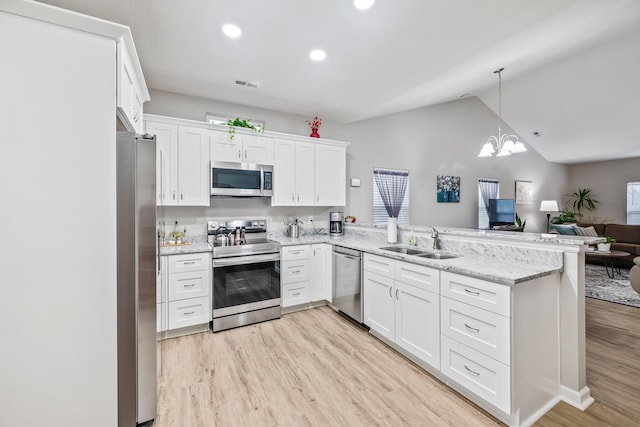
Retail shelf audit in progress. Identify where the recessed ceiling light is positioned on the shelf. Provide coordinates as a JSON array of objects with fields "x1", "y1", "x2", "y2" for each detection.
[
  {"x1": 222, "y1": 24, "x2": 242, "y2": 38},
  {"x1": 354, "y1": 0, "x2": 375, "y2": 10},
  {"x1": 309, "y1": 49, "x2": 327, "y2": 61}
]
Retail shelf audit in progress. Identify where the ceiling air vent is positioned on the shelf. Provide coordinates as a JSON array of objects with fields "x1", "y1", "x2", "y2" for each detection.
[{"x1": 235, "y1": 80, "x2": 259, "y2": 88}]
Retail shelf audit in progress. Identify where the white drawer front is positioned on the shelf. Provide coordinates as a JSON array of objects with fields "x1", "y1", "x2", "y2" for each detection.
[
  {"x1": 441, "y1": 335, "x2": 511, "y2": 413},
  {"x1": 441, "y1": 271, "x2": 511, "y2": 317},
  {"x1": 395, "y1": 261, "x2": 439, "y2": 294},
  {"x1": 282, "y1": 245, "x2": 311, "y2": 261},
  {"x1": 364, "y1": 253, "x2": 395, "y2": 278},
  {"x1": 281, "y1": 260, "x2": 310, "y2": 284},
  {"x1": 282, "y1": 282, "x2": 310, "y2": 307},
  {"x1": 167, "y1": 252, "x2": 211, "y2": 274},
  {"x1": 168, "y1": 269, "x2": 210, "y2": 302},
  {"x1": 441, "y1": 297, "x2": 511, "y2": 365},
  {"x1": 168, "y1": 296, "x2": 211, "y2": 329}
]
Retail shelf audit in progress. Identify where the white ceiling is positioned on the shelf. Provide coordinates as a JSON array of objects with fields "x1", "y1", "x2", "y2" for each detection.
[{"x1": 36, "y1": 0, "x2": 640, "y2": 164}]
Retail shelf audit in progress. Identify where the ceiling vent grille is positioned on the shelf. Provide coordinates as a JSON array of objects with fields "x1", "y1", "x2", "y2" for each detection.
[{"x1": 235, "y1": 80, "x2": 259, "y2": 88}]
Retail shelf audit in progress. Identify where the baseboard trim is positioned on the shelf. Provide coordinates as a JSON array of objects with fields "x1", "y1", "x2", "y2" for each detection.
[
  {"x1": 520, "y1": 396, "x2": 561, "y2": 427},
  {"x1": 560, "y1": 385, "x2": 595, "y2": 410}
]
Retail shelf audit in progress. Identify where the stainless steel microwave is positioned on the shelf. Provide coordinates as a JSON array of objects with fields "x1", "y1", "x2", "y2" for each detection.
[{"x1": 210, "y1": 161, "x2": 273, "y2": 197}]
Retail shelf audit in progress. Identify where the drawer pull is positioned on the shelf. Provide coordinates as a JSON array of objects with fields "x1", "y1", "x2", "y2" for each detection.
[
  {"x1": 464, "y1": 323, "x2": 480, "y2": 333},
  {"x1": 183, "y1": 261, "x2": 196, "y2": 265},
  {"x1": 464, "y1": 288, "x2": 480, "y2": 296},
  {"x1": 292, "y1": 270, "x2": 301, "y2": 274},
  {"x1": 184, "y1": 283, "x2": 196, "y2": 288},
  {"x1": 293, "y1": 292, "x2": 301, "y2": 296},
  {"x1": 291, "y1": 251, "x2": 301, "y2": 255},
  {"x1": 464, "y1": 365, "x2": 480, "y2": 376},
  {"x1": 184, "y1": 311, "x2": 196, "y2": 316}
]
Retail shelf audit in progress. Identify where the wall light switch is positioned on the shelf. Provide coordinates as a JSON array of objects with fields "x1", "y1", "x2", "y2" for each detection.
[{"x1": 350, "y1": 178, "x2": 361, "y2": 187}]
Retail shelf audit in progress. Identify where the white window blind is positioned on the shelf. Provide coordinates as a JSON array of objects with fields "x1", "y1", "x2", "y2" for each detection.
[
  {"x1": 478, "y1": 178, "x2": 500, "y2": 229},
  {"x1": 373, "y1": 168, "x2": 409, "y2": 226},
  {"x1": 628, "y1": 182, "x2": 640, "y2": 225}
]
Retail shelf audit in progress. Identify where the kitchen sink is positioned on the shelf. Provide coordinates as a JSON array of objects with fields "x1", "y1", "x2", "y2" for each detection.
[
  {"x1": 415, "y1": 252, "x2": 460, "y2": 260},
  {"x1": 379, "y1": 246, "x2": 426, "y2": 255},
  {"x1": 379, "y1": 246, "x2": 461, "y2": 260}
]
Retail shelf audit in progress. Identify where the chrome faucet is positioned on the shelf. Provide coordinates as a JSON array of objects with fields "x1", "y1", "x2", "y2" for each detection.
[{"x1": 430, "y1": 226, "x2": 440, "y2": 250}]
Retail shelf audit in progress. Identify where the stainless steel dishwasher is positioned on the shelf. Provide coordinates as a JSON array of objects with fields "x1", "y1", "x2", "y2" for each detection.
[{"x1": 332, "y1": 246, "x2": 362, "y2": 323}]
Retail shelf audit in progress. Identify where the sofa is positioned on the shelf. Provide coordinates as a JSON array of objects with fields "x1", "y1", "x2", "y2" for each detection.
[{"x1": 578, "y1": 223, "x2": 640, "y2": 268}]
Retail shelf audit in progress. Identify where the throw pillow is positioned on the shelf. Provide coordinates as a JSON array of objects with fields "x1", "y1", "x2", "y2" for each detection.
[
  {"x1": 574, "y1": 225, "x2": 598, "y2": 237},
  {"x1": 551, "y1": 223, "x2": 578, "y2": 235}
]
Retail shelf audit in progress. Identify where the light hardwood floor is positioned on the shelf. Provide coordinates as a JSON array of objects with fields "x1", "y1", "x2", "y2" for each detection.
[{"x1": 155, "y1": 298, "x2": 640, "y2": 426}]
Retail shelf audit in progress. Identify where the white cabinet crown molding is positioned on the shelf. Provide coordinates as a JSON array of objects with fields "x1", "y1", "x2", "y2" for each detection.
[{"x1": 143, "y1": 114, "x2": 350, "y2": 147}]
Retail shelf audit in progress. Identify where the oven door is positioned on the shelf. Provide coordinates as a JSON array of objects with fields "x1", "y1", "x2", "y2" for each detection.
[{"x1": 212, "y1": 253, "x2": 280, "y2": 318}]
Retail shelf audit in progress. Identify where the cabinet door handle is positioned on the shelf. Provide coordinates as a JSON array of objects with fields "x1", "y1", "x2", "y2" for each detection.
[
  {"x1": 244, "y1": 150, "x2": 247, "y2": 159},
  {"x1": 297, "y1": 194, "x2": 300, "y2": 202},
  {"x1": 388, "y1": 287, "x2": 393, "y2": 298},
  {"x1": 395, "y1": 289, "x2": 399, "y2": 300},
  {"x1": 172, "y1": 191, "x2": 176, "y2": 200},
  {"x1": 317, "y1": 195, "x2": 320, "y2": 202},
  {"x1": 238, "y1": 149, "x2": 241, "y2": 159},
  {"x1": 180, "y1": 191, "x2": 184, "y2": 200},
  {"x1": 464, "y1": 288, "x2": 480, "y2": 296},
  {"x1": 464, "y1": 323, "x2": 480, "y2": 333},
  {"x1": 291, "y1": 194, "x2": 295, "y2": 202},
  {"x1": 464, "y1": 365, "x2": 480, "y2": 376}
]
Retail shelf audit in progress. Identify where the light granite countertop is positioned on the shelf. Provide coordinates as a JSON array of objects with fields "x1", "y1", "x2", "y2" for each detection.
[
  {"x1": 272, "y1": 233, "x2": 563, "y2": 286},
  {"x1": 160, "y1": 241, "x2": 211, "y2": 255}
]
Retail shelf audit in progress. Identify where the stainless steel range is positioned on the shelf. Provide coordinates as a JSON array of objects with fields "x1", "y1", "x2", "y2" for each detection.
[{"x1": 207, "y1": 219, "x2": 281, "y2": 332}]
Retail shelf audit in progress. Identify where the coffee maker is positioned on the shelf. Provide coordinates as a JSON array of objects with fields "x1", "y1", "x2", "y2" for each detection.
[{"x1": 329, "y1": 212, "x2": 344, "y2": 237}]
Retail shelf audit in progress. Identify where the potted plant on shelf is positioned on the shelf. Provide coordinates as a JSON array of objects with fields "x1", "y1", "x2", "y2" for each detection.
[
  {"x1": 224, "y1": 117, "x2": 261, "y2": 139},
  {"x1": 597, "y1": 236, "x2": 615, "y2": 252}
]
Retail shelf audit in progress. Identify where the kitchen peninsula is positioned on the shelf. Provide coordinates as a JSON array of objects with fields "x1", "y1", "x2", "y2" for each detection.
[{"x1": 272, "y1": 223, "x2": 600, "y2": 426}]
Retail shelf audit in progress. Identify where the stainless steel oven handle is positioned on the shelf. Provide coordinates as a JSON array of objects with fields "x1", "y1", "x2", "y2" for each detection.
[{"x1": 213, "y1": 252, "x2": 280, "y2": 267}]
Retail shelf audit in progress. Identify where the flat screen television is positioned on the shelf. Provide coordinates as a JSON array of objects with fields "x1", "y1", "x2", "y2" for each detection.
[{"x1": 489, "y1": 198, "x2": 515, "y2": 228}]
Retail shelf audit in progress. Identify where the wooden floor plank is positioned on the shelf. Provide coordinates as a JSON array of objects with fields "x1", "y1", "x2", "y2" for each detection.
[{"x1": 155, "y1": 299, "x2": 640, "y2": 426}]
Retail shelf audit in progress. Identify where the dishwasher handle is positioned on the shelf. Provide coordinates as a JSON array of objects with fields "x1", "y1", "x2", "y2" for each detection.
[{"x1": 333, "y1": 251, "x2": 361, "y2": 262}]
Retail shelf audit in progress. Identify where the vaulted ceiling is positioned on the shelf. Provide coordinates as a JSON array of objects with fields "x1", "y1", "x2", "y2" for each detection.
[{"x1": 37, "y1": 0, "x2": 640, "y2": 164}]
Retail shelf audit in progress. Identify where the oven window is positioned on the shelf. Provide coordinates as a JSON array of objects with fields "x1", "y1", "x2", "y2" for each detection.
[
  {"x1": 212, "y1": 168, "x2": 261, "y2": 190},
  {"x1": 214, "y1": 260, "x2": 280, "y2": 309}
]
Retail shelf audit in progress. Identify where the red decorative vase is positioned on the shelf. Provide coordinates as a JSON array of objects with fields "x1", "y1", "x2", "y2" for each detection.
[{"x1": 310, "y1": 127, "x2": 320, "y2": 138}]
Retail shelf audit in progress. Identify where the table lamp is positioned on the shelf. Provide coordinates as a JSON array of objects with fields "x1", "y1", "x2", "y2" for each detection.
[{"x1": 540, "y1": 200, "x2": 559, "y2": 234}]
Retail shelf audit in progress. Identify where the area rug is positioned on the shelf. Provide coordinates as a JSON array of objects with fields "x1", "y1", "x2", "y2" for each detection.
[{"x1": 585, "y1": 264, "x2": 640, "y2": 308}]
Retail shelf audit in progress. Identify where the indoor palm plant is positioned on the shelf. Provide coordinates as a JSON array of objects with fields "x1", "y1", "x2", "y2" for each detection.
[{"x1": 567, "y1": 188, "x2": 599, "y2": 219}]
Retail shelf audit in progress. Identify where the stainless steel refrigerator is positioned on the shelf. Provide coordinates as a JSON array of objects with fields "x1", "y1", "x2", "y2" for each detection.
[{"x1": 116, "y1": 131, "x2": 157, "y2": 426}]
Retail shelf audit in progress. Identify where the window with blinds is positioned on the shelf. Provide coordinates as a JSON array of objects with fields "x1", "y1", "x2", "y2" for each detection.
[
  {"x1": 373, "y1": 168, "x2": 409, "y2": 225},
  {"x1": 478, "y1": 178, "x2": 500, "y2": 229},
  {"x1": 628, "y1": 182, "x2": 640, "y2": 225}
]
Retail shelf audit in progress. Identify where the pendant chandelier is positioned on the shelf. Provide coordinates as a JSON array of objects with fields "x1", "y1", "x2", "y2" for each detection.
[{"x1": 478, "y1": 68, "x2": 527, "y2": 157}]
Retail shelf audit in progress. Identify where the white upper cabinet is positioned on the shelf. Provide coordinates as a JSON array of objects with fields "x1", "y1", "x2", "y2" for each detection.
[
  {"x1": 116, "y1": 41, "x2": 148, "y2": 134},
  {"x1": 210, "y1": 130, "x2": 273, "y2": 165},
  {"x1": 272, "y1": 139, "x2": 346, "y2": 207},
  {"x1": 146, "y1": 121, "x2": 210, "y2": 206},
  {"x1": 272, "y1": 139, "x2": 315, "y2": 206},
  {"x1": 315, "y1": 143, "x2": 346, "y2": 206},
  {"x1": 177, "y1": 126, "x2": 210, "y2": 206}
]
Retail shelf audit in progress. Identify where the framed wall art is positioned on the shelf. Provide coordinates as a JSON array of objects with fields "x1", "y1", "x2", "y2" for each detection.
[
  {"x1": 437, "y1": 175, "x2": 460, "y2": 203},
  {"x1": 515, "y1": 180, "x2": 533, "y2": 205}
]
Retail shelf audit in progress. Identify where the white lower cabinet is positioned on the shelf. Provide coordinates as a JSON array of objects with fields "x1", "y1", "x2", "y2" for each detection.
[
  {"x1": 281, "y1": 244, "x2": 333, "y2": 309},
  {"x1": 363, "y1": 254, "x2": 440, "y2": 370},
  {"x1": 363, "y1": 254, "x2": 560, "y2": 426},
  {"x1": 158, "y1": 252, "x2": 211, "y2": 337}
]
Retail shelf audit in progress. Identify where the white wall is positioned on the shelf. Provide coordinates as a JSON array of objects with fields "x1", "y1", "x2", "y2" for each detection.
[
  {"x1": 567, "y1": 157, "x2": 640, "y2": 223},
  {"x1": 0, "y1": 13, "x2": 117, "y2": 426},
  {"x1": 146, "y1": 91, "x2": 569, "y2": 233}
]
